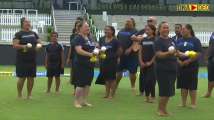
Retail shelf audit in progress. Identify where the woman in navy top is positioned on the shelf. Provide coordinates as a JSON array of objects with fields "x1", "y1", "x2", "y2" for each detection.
[
  {"x1": 13, "y1": 17, "x2": 42, "y2": 100},
  {"x1": 45, "y1": 32, "x2": 64, "y2": 94},
  {"x1": 204, "y1": 32, "x2": 214, "y2": 98},
  {"x1": 155, "y1": 21, "x2": 177, "y2": 116},
  {"x1": 73, "y1": 21, "x2": 96, "y2": 108},
  {"x1": 139, "y1": 24, "x2": 156, "y2": 103},
  {"x1": 176, "y1": 24, "x2": 202, "y2": 108},
  {"x1": 116, "y1": 19, "x2": 138, "y2": 95},
  {"x1": 95, "y1": 26, "x2": 120, "y2": 99}
]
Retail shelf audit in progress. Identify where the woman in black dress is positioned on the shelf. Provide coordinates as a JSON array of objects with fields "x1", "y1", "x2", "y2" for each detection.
[
  {"x1": 45, "y1": 32, "x2": 64, "y2": 94},
  {"x1": 13, "y1": 17, "x2": 42, "y2": 99},
  {"x1": 155, "y1": 21, "x2": 177, "y2": 116},
  {"x1": 95, "y1": 26, "x2": 120, "y2": 99},
  {"x1": 176, "y1": 24, "x2": 202, "y2": 108},
  {"x1": 66, "y1": 20, "x2": 82, "y2": 95},
  {"x1": 204, "y1": 32, "x2": 214, "y2": 98},
  {"x1": 73, "y1": 21, "x2": 96, "y2": 108},
  {"x1": 138, "y1": 24, "x2": 156, "y2": 103}
]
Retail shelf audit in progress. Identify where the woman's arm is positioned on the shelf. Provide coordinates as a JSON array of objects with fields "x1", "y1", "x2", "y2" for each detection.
[
  {"x1": 156, "y1": 50, "x2": 174, "y2": 59},
  {"x1": 75, "y1": 46, "x2": 93, "y2": 57},
  {"x1": 61, "y1": 49, "x2": 65, "y2": 68},
  {"x1": 66, "y1": 47, "x2": 72, "y2": 64},
  {"x1": 138, "y1": 46, "x2": 145, "y2": 67},
  {"x1": 13, "y1": 39, "x2": 26, "y2": 49},
  {"x1": 45, "y1": 54, "x2": 48, "y2": 69}
]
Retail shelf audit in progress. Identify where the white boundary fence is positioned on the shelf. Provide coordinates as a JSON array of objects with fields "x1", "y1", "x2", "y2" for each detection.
[
  {"x1": 96, "y1": 30, "x2": 212, "y2": 47},
  {"x1": 0, "y1": 28, "x2": 212, "y2": 47},
  {"x1": 0, "y1": 14, "x2": 51, "y2": 26},
  {"x1": 1, "y1": 28, "x2": 20, "y2": 42}
]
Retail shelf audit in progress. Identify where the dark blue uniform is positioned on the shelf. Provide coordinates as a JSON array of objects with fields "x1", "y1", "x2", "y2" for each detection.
[
  {"x1": 72, "y1": 35, "x2": 96, "y2": 87},
  {"x1": 176, "y1": 37, "x2": 202, "y2": 90},
  {"x1": 172, "y1": 34, "x2": 182, "y2": 45},
  {"x1": 117, "y1": 28, "x2": 138, "y2": 74},
  {"x1": 208, "y1": 32, "x2": 214, "y2": 82},
  {"x1": 13, "y1": 31, "x2": 39, "y2": 77},
  {"x1": 96, "y1": 37, "x2": 120, "y2": 85},
  {"x1": 69, "y1": 33, "x2": 78, "y2": 85},
  {"x1": 139, "y1": 37, "x2": 156, "y2": 97},
  {"x1": 46, "y1": 42, "x2": 64, "y2": 77},
  {"x1": 155, "y1": 37, "x2": 177, "y2": 97}
]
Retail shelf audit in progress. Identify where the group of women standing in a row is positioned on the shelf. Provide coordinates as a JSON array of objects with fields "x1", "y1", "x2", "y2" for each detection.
[{"x1": 13, "y1": 16, "x2": 214, "y2": 117}]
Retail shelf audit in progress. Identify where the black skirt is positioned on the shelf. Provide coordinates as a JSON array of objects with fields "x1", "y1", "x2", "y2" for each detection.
[
  {"x1": 96, "y1": 59, "x2": 117, "y2": 85},
  {"x1": 16, "y1": 61, "x2": 36, "y2": 77},
  {"x1": 140, "y1": 65, "x2": 156, "y2": 85},
  {"x1": 73, "y1": 64, "x2": 94, "y2": 87},
  {"x1": 156, "y1": 68, "x2": 176, "y2": 97},
  {"x1": 208, "y1": 59, "x2": 214, "y2": 82},
  {"x1": 47, "y1": 66, "x2": 64, "y2": 77},
  {"x1": 177, "y1": 65, "x2": 199, "y2": 90}
]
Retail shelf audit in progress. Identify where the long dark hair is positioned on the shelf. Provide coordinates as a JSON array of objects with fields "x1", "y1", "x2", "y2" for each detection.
[
  {"x1": 72, "y1": 20, "x2": 81, "y2": 34},
  {"x1": 105, "y1": 25, "x2": 115, "y2": 37},
  {"x1": 147, "y1": 24, "x2": 156, "y2": 36},
  {"x1": 130, "y1": 18, "x2": 136, "y2": 28},
  {"x1": 185, "y1": 24, "x2": 195, "y2": 37},
  {"x1": 20, "y1": 17, "x2": 26, "y2": 29}
]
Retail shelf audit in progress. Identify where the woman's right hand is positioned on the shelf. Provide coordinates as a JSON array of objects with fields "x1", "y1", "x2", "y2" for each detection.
[{"x1": 140, "y1": 62, "x2": 146, "y2": 69}]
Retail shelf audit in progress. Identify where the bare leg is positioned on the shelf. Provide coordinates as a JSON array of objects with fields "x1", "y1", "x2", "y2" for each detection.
[
  {"x1": 82, "y1": 86, "x2": 92, "y2": 107},
  {"x1": 74, "y1": 87, "x2": 83, "y2": 108},
  {"x1": 110, "y1": 80, "x2": 116, "y2": 98},
  {"x1": 115, "y1": 72, "x2": 123, "y2": 89},
  {"x1": 158, "y1": 97, "x2": 169, "y2": 117},
  {"x1": 55, "y1": 77, "x2": 61, "y2": 94},
  {"x1": 180, "y1": 89, "x2": 188, "y2": 107},
  {"x1": 204, "y1": 82, "x2": 214, "y2": 98},
  {"x1": 104, "y1": 81, "x2": 110, "y2": 98},
  {"x1": 129, "y1": 73, "x2": 137, "y2": 95},
  {"x1": 17, "y1": 77, "x2": 26, "y2": 99},
  {"x1": 190, "y1": 90, "x2": 197, "y2": 109},
  {"x1": 26, "y1": 77, "x2": 34, "y2": 99},
  {"x1": 46, "y1": 77, "x2": 53, "y2": 93}
]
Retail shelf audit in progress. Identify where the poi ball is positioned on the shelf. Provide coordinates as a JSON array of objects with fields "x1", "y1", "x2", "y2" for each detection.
[
  {"x1": 168, "y1": 46, "x2": 175, "y2": 51},
  {"x1": 189, "y1": 51, "x2": 197, "y2": 58},
  {"x1": 143, "y1": 33, "x2": 147, "y2": 38},
  {"x1": 36, "y1": 43, "x2": 42, "y2": 49},
  {"x1": 90, "y1": 56, "x2": 97, "y2": 63},
  {"x1": 93, "y1": 48, "x2": 100, "y2": 55},
  {"x1": 100, "y1": 54, "x2": 106, "y2": 59},
  {"x1": 101, "y1": 46, "x2": 107, "y2": 51},
  {"x1": 27, "y1": 43, "x2": 32, "y2": 48}
]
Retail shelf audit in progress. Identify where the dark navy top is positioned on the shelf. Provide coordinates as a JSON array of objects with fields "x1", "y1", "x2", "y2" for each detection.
[
  {"x1": 46, "y1": 42, "x2": 63, "y2": 68},
  {"x1": 155, "y1": 37, "x2": 177, "y2": 71},
  {"x1": 208, "y1": 32, "x2": 214, "y2": 59},
  {"x1": 99, "y1": 36, "x2": 120, "y2": 60},
  {"x1": 73, "y1": 34, "x2": 96, "y2": 67},
  {"x1": 117, "y1": 28, "x2": 138, "y2": 56},
  {"x1": 140, "y1": 37, "x2": 155, "y2": 62},
  {"x1": 13, "y1": 31, "x2": 39, "y2": 63},
  {"x1": 70, "y1": 33, "x2": 78, "y2": 60},
  {"x1": 172, "y1": 34, "x2": 182, "y2": 45},
  {"x1": 135, "y1": 29, "x2": 145, "y2": 36},
  {"x1": 176, "y1": 37, "x2": 202, "y2": 66}
]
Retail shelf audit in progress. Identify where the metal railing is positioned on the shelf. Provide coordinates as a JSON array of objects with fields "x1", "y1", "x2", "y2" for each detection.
[{"x1": 51, "y1": 5, "x2": 57, "y2": 32}]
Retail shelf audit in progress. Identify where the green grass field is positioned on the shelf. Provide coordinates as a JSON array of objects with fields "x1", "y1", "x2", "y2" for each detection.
[{"x1": 0, "y1": 66, "x2": 214, "y2": 120}]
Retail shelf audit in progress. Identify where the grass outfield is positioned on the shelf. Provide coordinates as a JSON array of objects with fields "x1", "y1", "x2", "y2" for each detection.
[{"x1": 0, "y1": 66, "x2": 214, "y2": 120}]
